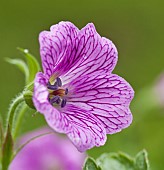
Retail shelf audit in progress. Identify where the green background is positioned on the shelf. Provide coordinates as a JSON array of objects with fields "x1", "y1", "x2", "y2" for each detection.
[{"x1": 0, "y1": 0, "x2": 164, "y2": 169}]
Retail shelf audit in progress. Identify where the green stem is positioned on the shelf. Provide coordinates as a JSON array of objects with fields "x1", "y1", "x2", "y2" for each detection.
[
  {"x1": 6, "y1": 94, "x2": 24, "y2": 135},
  {"x1": 2, "y1": 125, "x2": 13, "y2": 170},
  {"x1": 2, "y1": 94, "x2": 24, "y2": 170},
  {"x1": 0, "y1": 117, "x2": 4, "y2": 150},
  {"x1": 13, "y1": 104, "x2": 27, "y2": 139},
  {"x1": 0, "y1": 118, "x2": 3, "y2": 170}
]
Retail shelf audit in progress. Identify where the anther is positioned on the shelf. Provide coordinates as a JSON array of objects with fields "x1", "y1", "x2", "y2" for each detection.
[
  {"x1": 65, "y1": 88, "x2": 68, "y2": 95},
  {"x1": 61, "y1": 99, "x2": 67, "y2": 108},
  {"x1": 47, "y1": 82, "x2": 58, "y2": 90},
  {"x1": 56, "y1": 77, "x2": 62, "y2": 87},
  {"x1": 56, "y1": 98, "x2": 61, "y2": 104},
  {"x1": 50, "y1": 96, "x2": 60, "y2": 104}
]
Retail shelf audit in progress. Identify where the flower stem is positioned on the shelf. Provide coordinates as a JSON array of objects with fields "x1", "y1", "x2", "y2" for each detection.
[
  {"x1": 2, "y1": 94, "x2": 24, "y2": 170},
  {"x1": 0, "y1": 117, "x2": 3, "y2": 170},
  {"x1": 13, "y1": 104, "x2": 27, "y2": 139},
  {"x1": 6, "y1": 94, "x2": 24, "y2": 135}
]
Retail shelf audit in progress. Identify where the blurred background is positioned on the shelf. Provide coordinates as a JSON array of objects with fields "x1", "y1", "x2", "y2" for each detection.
[{"x1": 0, "y1": 0, "x2": 164, "y2": 169}]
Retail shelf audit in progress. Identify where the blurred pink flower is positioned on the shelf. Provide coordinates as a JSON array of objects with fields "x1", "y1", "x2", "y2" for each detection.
[
  {"x1": 154, "y1": 72, "x2": 164, "y2": 108},
  {"x1": 9, "y1": 127, "x2": 86, "y2": 170}
]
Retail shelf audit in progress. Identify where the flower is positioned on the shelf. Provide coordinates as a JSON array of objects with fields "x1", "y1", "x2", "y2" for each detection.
[
  {"x1": 33, "y1": 21, "x2": 134, "y2": 152},
  {"x1": 9, "y1": 127, "x2": 86, "y2": 170},
  {"x1": 154, "y1": 72, "x2": 164, "y2": 108}
]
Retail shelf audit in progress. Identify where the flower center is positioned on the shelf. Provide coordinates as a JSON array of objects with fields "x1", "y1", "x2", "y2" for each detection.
[{"x1": 47, "y1": 77, "x2": 68, "y2": 108}]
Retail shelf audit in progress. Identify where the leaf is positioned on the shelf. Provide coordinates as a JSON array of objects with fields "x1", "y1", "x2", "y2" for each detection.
[
  {"x1": 17, "y1": 47, "x2": 40, "y2": 84},
  {"x1": 96, "y1": 152, "x2": 134, "y2": 170},
  {"x1": 2, "y1": 125, "x2": 13, "y2": 170},
  {"x1": 96, "y1": 150, "x2": 150, "y2": 170},
  {"x1": 83, "y1": 157, "x2": 101, "y2": 170},
  {"x1": 134, "y1": 150, "x2": 150, "y2": 170}
]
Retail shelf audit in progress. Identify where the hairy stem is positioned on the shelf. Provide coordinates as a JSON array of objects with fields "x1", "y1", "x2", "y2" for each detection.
[
  {"x1": 2, "y1": 94, "x2": 24, "y2": 170},
  {"x1": 13, "y1": 104, "x2": 27, "y2": 139},
  {"x1": 6, "y1": 94, "x2": 24, "y2": 135}
]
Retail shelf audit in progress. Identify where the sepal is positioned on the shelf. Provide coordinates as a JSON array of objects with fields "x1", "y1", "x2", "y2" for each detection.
[
  {"x1": 5, "y1": 58, "x2": 29, "y2": 83},
  {"x1": 17, "y1": 47, "x2": 41, "y2": 84},
  {"x1": 6, "y1": 48, "x2": 40, "y2": 85}
]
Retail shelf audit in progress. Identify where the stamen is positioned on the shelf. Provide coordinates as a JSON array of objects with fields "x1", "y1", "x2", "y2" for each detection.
[
  {"x1": 56, "y1": 98, "x2": 61, "y2": 104},
  {"x1": 61, "y1": 99, "x2": 67, "y2": 108},
  {"x1": 47, "y1": 77, "x2": 68, "y2": 108},
  {"x1": 47, "y1": 82, "x2": 58, "y2": 90},
  {"x1": 56, "y1": 77, "x2": 62, "y2": 87},
  {"x1": 50, "y1": 96, "x2": 60, "y2": 104},
  {"x1": 65, "y1": 88, "x2": 68, "y2": 95}
]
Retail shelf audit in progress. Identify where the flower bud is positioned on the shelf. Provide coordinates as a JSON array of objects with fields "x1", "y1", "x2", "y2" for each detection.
[{"x1": 23, "y1": 82, "x2": 35, "y2": 109}]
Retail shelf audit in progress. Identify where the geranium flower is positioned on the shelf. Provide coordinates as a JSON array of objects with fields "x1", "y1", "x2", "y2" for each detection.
[
  {"x1": 9, "y1": 128, "x2": 86, "y2": 170},
  {"x1": 33, "y1": 21, "x2": 134, "y2": 152},
  {"x1": 154, "y1": 72, "x2": 164, "y2": 108}
]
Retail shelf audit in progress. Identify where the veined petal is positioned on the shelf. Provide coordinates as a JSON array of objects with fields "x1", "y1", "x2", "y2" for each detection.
[
  {"x1": 68, "y1": 74, "x2": 134, "y2": 134},
  {"x1": 33, "y1": 73, "x2": 106, "y2": 152},
  {"x1": 44, "y1": 104, "x2": 106, "y2": 152},
  {"x1": 39, "y1": 21, "x2": 79, "y2": 78},
  {"x1": 33, "y1": 72, "x2": 71, "y2": 133},
  {"x1": 61, "y1": 23, "x2": 118, "y2": 83}
]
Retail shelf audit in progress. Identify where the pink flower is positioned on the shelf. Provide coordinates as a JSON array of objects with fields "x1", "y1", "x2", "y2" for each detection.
[
  {"x1": 154, "y1": 72, "x2": 164, "y2": 108},
  {"x1": 33, "y1": 21, "x2": 134, "y2": 152},
  {"x1": 9, "y1": 128, "x2": 86, "y2": 170}
]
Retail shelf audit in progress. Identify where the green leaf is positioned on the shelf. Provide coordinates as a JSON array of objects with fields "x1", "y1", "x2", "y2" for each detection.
[
  {"x1": 5, "y1": 58, "x2": 29, "y2": 83},
  {"x1": 83, "y1": 157, "x2": 101, "y2": 170},
  {"x1": 17, "y1": 47, "x2": 40, "y2": 84},
  {"x1": 96, "y1": 152, "x2": 134, "y2": 170},
  {"x1": 134, "y1": 150, "x2": 149, "y2": 170},
  {"x1": 2, "y1": 125, "x2": 13, "y2": 170},
  {"x1": 96, "y1": 150, "x2": 150, "y2": 170}
]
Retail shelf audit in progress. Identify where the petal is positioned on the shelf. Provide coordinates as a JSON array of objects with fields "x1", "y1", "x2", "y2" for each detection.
[
  {"x1": 61, "y1": 23, "x2": 118, "y2": 83},
  {"x1": 33, "y1": 72, "x2": 106, "y2": 151},
  {"x1": 39, "y1": 21, "x2": 79, "y2": 78},
  {"x1": 45, "y1": 104, "x2": 106, "y2": 152},
  {"x1": 68, "y1": 73, "x2": 134, "y2": 134},
  {"x1": 33, "y1": 72, "x2": 71, "y2": 133}
]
